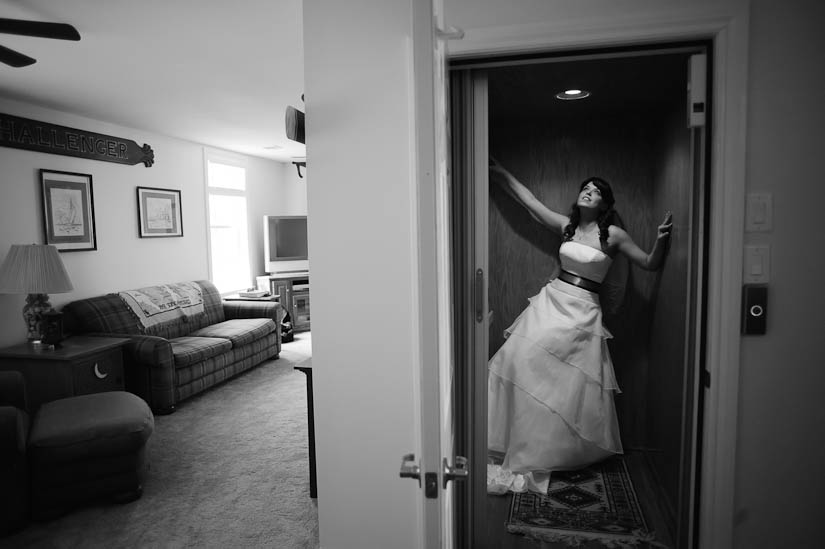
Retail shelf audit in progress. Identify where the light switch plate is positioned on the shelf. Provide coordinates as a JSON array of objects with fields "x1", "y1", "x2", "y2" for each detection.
[
  {"x1": 745, "y1": 193, "x2": 773, "y2": 232},
  {"x1": 743, "y1": 244, "x2": 770, "y2": 284}
]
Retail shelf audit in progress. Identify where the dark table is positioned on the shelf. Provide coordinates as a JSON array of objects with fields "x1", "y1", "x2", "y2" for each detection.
[{"x1": 294, "y1": 358, "x2": 316, "y2": 498}]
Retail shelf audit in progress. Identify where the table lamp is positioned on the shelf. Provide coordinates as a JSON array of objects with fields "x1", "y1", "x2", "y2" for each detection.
[{"x1": 0, "y1": 244, "x2": 74, "y2": 345}]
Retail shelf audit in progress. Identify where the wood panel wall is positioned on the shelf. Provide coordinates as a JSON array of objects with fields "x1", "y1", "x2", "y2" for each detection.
[
  {"x1": 645, "y1": 106, "x2": 693, "y2": 518},
  {"x1": 487, "y1": 84, "x2": 692, "y2": 471}
]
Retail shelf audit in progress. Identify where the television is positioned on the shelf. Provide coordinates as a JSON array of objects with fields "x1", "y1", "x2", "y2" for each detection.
[{"x1": 264, "y1": 215, "x2": 309, "y2": 274}]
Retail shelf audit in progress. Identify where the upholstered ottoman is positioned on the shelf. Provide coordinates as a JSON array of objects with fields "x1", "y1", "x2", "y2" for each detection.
[{"x1": 27, "y1": 391, "x2": 154, "y2": 520}]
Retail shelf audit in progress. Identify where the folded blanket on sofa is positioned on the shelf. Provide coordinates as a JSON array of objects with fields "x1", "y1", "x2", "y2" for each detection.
[{"x1": 118, "y1": 282, "x2": 205, "y2": 333}]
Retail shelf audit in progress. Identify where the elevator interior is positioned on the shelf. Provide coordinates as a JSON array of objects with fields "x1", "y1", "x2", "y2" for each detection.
[{"x1": 475, "y1": 46, "x2": 708, "y2": 547}]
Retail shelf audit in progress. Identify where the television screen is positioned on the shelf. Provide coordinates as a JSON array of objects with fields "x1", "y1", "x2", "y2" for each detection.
[{"x1": 265, "y1": 215, "x2": 308, "y2": 263}]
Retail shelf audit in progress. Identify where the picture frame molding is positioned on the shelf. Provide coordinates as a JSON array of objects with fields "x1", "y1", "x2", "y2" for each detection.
[
  {"x1": 40, "y1": 169, "x2": 97, "y2": 252},
  {"x1": 136, "y1": 186, "x2": 183, "y2": 238}
]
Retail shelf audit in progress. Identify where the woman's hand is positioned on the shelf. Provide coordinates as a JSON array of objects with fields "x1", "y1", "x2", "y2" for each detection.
[
  {"x1": 487, "y1": 155, "x2": 568, "y2": 233},
  {"x1": 489, "y1": 155, "x2": 508, "y2": 181},
  {"x1": 614, "y1": 211, "x2": 673, "y2": 270},
  {"x1": 657, "y1": 211, "x2": 673, "y2": 241}
]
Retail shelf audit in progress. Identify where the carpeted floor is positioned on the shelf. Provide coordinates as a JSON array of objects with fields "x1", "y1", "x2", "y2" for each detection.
[{"x1": 1, "y1": 332, "x2": 318, "y2": 549}]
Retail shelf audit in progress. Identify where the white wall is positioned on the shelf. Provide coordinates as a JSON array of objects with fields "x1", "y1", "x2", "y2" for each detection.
[
  {"x1": 304, "y1": 1, "x2": 424, "y2": 548},
  {"x1": 735, "y1": 1, "x2": 825, "y2": 547},
  {"x1": 0, "y1": 98, "x2": 302, "y2": 348}
]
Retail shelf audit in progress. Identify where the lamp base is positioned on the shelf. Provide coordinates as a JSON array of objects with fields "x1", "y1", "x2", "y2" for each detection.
[
  {"x1": 30, "y1": 341, "x2": 56, "y2": 351},
  {"x1": 23, "y1": 293, "x2": 53, "y2": 341}
]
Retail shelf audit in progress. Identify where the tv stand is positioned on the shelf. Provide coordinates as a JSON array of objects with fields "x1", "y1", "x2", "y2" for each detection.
[{"x1": 256, "y1": 272, "x2": 310, "y2": 332}]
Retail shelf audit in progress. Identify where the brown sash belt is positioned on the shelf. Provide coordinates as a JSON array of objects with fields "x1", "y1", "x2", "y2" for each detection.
[{"x1": 558, "y1": 270, "x2": 602, "y2": 293}]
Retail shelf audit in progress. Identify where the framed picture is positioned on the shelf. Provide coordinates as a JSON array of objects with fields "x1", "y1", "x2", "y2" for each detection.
[
  {"x1": 40, "y1": 169, "x2": 97, "y2": 252},
  {"x1": 136, "y1": 186, "x2": 183, "y2": 238}
]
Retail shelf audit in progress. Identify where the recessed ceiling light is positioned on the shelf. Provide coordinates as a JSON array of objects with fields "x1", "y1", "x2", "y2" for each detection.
[
  {"x1": 555, "y1": 89, "x2": 591, "y2": 100},
  {"x1": 263, "y1": 145, "x2": 283, "y2": 150}
]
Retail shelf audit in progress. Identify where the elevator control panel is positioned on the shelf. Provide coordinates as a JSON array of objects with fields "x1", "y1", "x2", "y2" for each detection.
[{"x1": 742, "y1": 284, "x2": 768, "y2": 335}]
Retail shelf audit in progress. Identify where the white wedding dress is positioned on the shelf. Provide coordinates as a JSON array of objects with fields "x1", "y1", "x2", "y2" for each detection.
[{"x1": 487, "y1": 240, "x2": 623, "y2": 494}]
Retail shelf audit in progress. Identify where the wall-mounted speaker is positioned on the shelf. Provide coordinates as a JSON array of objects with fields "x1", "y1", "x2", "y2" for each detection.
[{"x1": 286, "y1": 106, "x2": 305, "y2": 144}]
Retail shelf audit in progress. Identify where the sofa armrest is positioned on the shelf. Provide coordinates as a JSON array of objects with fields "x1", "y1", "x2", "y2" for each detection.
[
  {"x1": 223, "y1": 301, "x2": 283, "y2": 323},
  {"x1": 0, "y1": 398, "x2": 29, "y2": 534},
  {"x1": 0, "y1": 371, "x2": 27, "y2": 412},
  {"x1": 0, "y1": 406, "x2": 29, "y2": 454},
  {"x1": 82, "y1": 332, "x2": 176, "y2": 414},
  {"x1": 122, "y1": 335, "x2": 176, "y2": 414},
  {"x1": 0, "y1": 371, "x2": 29, "y2": 452}
]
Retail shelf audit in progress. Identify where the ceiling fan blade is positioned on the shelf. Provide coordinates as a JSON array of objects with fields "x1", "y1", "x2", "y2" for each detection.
[
  {"x1": 0, "y1": 44, "x2": 36, "y2": 67},
  {"x1": 0, "y1": 18, "x2": 80, "y2": 41}
]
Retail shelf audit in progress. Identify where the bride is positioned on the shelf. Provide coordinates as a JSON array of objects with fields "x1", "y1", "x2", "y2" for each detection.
[{"x1": 486, "y1": 157, "x2": 672, "y2": 494}]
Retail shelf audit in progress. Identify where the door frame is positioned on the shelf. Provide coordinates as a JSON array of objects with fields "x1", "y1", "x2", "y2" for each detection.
[
  {"x1": 413, "y1": 0, "x2": 457, "y2": 547},
  {"x1": 447, "y1": 4, "x2": 750, "y2": 548}
]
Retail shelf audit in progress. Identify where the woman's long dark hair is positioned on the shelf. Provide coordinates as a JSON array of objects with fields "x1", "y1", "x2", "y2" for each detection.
[{"x1": 562, "y1": 177, "x2": 617, "y2": 244}]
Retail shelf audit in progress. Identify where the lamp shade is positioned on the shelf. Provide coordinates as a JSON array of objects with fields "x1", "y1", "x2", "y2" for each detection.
[{"x1": 0, "y1": 244, "x2": 74, "y2": 294}]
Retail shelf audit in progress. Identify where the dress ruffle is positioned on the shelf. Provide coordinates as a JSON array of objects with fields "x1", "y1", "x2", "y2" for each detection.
[
  {"x1": 488, "y1": 278, "x2": 622, "y2": 493},
  {"x1": 487, "y1": 463, "x2": 549, "y2": 495}
]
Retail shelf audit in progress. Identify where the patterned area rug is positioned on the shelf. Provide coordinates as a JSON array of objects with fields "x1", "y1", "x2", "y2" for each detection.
[{"x1": 507, "y1": 457, "x2": 665, "y2": 547}]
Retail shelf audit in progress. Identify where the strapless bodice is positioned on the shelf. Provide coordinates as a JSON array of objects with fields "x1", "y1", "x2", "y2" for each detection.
[{"x1": 559, "y1": 241, "x2": 613, "y2": 283}]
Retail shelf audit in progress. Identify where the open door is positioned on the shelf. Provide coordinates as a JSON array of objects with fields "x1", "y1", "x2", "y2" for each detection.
[
  {"x1": 451, "y1": 46, "x2": 711, "y2": 548},
  {"x1": 405, "y1": 0, "x2": 468, "y2": 546}
]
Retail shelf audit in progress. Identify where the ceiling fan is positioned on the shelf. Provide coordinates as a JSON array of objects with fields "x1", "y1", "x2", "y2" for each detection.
[{"x1": 0, "y1": 17, "x2": 80, "y2": 68}]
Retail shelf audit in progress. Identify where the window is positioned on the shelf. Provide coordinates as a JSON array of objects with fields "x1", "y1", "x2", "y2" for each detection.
[{"x1": 206, "y1": 159, "x2": 251, "y2": 294}]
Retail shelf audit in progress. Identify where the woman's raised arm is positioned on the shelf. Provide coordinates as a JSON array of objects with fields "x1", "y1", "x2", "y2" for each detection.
[
  {"x1": 612, "y1": 212, "x2": 673, "y2": 270},
  {"x1": 489, "y1": 157, "x2": 568, "y2": 234}
]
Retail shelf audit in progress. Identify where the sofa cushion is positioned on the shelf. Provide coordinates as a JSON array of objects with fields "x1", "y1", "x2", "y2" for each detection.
[
  {"x1": 169, "y1": 336, "x2": 233, "y2": 367},
  {"x1": 189, "y1": 318, "x2": 276, "y2": 348}
]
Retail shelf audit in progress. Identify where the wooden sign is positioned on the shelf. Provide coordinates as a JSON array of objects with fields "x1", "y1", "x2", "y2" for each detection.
[{"x1": 0, "y1": 112, "x2": 154, "y2": 167}]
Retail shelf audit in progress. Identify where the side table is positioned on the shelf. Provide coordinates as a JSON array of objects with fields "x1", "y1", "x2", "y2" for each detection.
[
  {"x1": 0, "y1": 335, "x2": 129, "y2": 413},
  {"x1": 222, "y1": 294, "x2": 280, "y2": 302}
]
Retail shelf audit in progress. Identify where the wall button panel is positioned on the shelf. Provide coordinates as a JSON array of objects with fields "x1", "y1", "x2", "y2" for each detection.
[{"x1": 742, "y1": 284, "x2": 768, "y2": 335}]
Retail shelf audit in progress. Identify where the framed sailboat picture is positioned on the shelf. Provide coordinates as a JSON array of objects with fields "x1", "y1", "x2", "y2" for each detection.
[
  {"x1": 40, "y1": 169, "x2": 97, "y2": 252},
  {"x1": 136, "y1": 186, "x2": 183, "y2": 238}
]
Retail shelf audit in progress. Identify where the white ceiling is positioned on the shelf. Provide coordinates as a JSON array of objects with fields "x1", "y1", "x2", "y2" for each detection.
[{"x1": 0, "y1": 0, "x2": 305, "y2": 163}]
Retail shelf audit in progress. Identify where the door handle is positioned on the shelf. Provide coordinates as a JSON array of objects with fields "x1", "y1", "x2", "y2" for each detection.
[
  {"x1": 475, "y1": 268, "x2": 484, "y2": 322},
  {"x1": 399, "y1": 453, "x2": 421, "y2": 486},
  {"x1": 443, "y1": 456, "x2": 469, "y2": 488}
]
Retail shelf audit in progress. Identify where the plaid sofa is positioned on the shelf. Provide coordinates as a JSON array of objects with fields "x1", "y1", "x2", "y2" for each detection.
[{"x1": 61, "y1": 280, "x2": 281, "y2": 414}]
